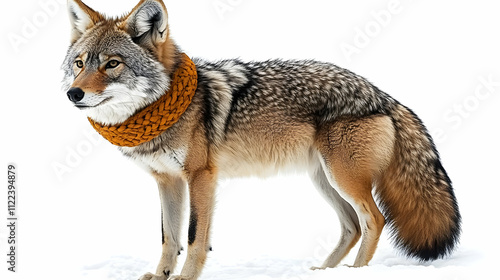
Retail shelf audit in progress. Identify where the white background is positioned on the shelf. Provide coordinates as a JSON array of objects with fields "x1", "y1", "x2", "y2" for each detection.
[{"x1": 1, "y1": 0, "x2": 499, "y2": 279}]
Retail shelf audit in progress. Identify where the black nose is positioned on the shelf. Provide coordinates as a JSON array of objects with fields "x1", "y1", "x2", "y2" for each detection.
[{"x1": 67, "y1": 87, "x2": 85, "y2": 102}]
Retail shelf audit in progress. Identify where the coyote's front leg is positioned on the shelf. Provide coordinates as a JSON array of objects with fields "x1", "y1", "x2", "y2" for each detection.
[
  {"x1": 169, "y1": 167, "x2": 216, "y2": 280},
  {"x1": 140, "y1": 174, "x2": 186, "y2": 280}
]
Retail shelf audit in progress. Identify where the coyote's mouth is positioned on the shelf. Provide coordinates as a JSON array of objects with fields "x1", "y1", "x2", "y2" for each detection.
[{"x1": 74, "y1": 97, "x2": 112, "y2": 110}]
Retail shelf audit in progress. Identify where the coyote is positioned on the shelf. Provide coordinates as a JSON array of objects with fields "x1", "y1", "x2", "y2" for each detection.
[{"x1": 62, "y1": 0, "x2": 461, "y2": 279}]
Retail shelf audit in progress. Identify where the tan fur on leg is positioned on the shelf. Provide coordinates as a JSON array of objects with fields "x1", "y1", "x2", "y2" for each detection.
[{"x1": 315, "y1": 115, "x2": 395, "y2": 267}]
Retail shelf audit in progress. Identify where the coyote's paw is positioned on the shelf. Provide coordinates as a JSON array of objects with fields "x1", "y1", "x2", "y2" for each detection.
[
  {"x1": 310, "y1": 266, "x2": 326, "y2": 271},
  {"x1": 138, "y1": 272, "x2": 168, "y2": 280},
  {"x1": 343, "y1": 264, "x2": 362, "y2": 268},
  {"x1": 167, "y1": 275, "x2": 192, "y2": 280}
]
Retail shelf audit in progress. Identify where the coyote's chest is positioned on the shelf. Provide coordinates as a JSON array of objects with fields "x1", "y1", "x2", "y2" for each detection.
[{"x1": 122, "y1": 146, "x2": 187, "y2": 175}]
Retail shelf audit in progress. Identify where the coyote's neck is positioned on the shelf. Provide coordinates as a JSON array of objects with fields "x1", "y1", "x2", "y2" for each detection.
[{"x1": 88, "y1": 53, "x2": 198, "y2": 147}]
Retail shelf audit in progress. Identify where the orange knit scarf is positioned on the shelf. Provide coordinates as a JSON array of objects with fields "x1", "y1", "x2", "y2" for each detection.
[{"x1": 88, "y1": 53, "x2": 197, "y2": 147}]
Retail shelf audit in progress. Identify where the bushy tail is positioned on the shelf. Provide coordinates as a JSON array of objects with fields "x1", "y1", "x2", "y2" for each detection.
[{"x1": 376, "y1": 103, "x2": 461, "y2": 261}]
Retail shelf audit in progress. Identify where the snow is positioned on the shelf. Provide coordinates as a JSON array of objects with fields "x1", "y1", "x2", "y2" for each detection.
[{"x1": 1, "y1": 0, "x2": 499, "y2": 279}]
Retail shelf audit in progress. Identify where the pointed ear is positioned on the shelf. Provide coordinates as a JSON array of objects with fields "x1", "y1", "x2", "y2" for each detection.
[
  {"x1": 124, "y1": 0, "x2": 169, "y2": 48},
  {"x1": 67, "y1": 0, "x2": 104, "y2": 43}
]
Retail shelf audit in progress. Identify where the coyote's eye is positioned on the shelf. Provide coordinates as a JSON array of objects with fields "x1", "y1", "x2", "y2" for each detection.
[
  {"x1": 75, "y1": 60, "x2": 84, "y2": 68},
  {"x1": 105, "y1": 60, "x2": 120, "y2": 69}
]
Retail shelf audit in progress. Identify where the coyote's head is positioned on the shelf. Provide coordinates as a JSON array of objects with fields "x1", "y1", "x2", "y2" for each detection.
[{"x1": 62, "y1": 0, "x2": 176, "y2": 125}]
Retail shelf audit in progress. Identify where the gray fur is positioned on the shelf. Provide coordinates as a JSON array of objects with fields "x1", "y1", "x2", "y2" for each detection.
[{"x1": 193, "y1": 58, "x2": 396, "y2": 147}]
